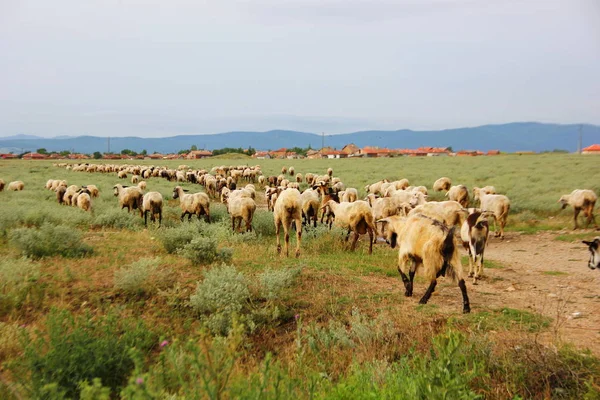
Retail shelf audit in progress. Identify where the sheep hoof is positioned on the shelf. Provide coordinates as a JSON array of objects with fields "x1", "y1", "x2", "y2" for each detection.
[
  {"x1": 468, "y1": 272, "x2": 474, "y2": 277},
  {"x1": 463, "y1": 306, "x2": 471, "y2": 314},
  {"x1": 472, "y1": 279, "x2": 478, "y2": 285}
]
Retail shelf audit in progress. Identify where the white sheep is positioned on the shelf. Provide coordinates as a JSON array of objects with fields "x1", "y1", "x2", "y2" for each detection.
[
  {"x1": 582, "y1": 237, "x2": 600, "y2": 270},
  {"x1": 382, "y1": 214, "x2": 471, "y2": 313},
  {"x1": 113, "y1": 184, "x2": 144, "y2": 213},
  {"x1": 288, "y1": 166, "x2": 295, "y2": 177},
  {"x1": 226, "y1": 195, "x2": 256, "y2": 233},
  {"x1": 433, "y1": 177, "x2": 452, "y2": 192},
  {"x1": 408, "y1": 200, "x2": 467, "y2": 228},
  {"x1": 137, "y1": 181, "x2": 147, "y2": 191},
  {"x1": 274, "y1": 188, "x2": 303, "y2": 257},
  {"x1": 76, "y1": 189, "x2": 92, "y2": 212},
  {"x1": 172, "y1": 186, "x2": 211, "y2": 222},
  {"x1": 340, "y1": 188, "x2": 358, "y2": 203},
  {"x1": 446, "y1": 185, "x2": 469, "y2": 208},
  {"x1": 365, "y1": 179, "x2": 390, "y2": 196},
  {"x1": 558, "y1": 189, "x2": 598, "y2": 230},
  {"x1": 327, "y1": 167, "x2": 333, "y2": 177},
  {"x1": 367, "y1": 194, "x2": 411, "y2": 239},
  {"x1": 140, "y1": 191, "x2": 163, "y2": 226},
  {"x1": 117, "y1": 170, "x2": 127, "y2": 179},
  {"x1": 7, "y1": 181, "x2": 24, "y2": 191},
  {"x1": 295, "y1": 173, "x2": 303, "y2": 183},
  {"x1": 300, "y1": 188, "x2": 320, "y2": 227},
  {"x1": 322, "y1": 195, "x2": 378, "y2": 254},
  {"x1": 460, "y1": 210, "x2": 492, "y2": 284},
  {"x1": 472, "y1": 186, "x2": 497, "y2": 204},
  {"x1": 63, "y1": 185, "x2": 80, "y2": 205},
  {"x1": 86, "y1": 184, "x2": 99, "y2": 198},
  {"x1": 131, "y1": 175, "x2": 140, "y2": 184},
  {"x1": 478, "y1": 193, "x2": 510, "y2": 238}
]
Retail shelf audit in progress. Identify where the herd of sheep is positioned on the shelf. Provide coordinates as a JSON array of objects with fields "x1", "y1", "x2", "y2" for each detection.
[{"x1": 1, "y1": 162, "x2": 598, "y2": 313}]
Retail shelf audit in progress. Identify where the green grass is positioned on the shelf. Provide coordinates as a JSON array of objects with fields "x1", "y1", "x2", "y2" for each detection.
[
  {"x1": 555, "y1": 232, "x2": 597, "y2": 242},
  {"x1": 542, "y1": 270, "x2": 569, "y2": 276}
]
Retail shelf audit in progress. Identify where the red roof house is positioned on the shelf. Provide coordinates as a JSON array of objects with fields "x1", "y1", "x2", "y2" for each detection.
[
  {"x1": 22, "y1": 152, "x2": 48, "y2": 160},
  {"x1": 582, "y1": 144, "x2": 600, "y2": 154}
]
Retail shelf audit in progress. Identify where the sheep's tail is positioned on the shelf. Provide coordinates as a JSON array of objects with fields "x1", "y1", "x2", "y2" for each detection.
[{"x1": 440, "y1": 226, "x2": 458, "y2": 281}]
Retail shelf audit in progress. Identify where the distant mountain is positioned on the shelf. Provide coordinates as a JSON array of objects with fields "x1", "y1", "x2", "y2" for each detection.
[
  {"x1": 0, "y1": 123, "x2": 598, "y2": 154},
  {"x1": 0, "y1": 134, "x2": 45, "y2": 141}
]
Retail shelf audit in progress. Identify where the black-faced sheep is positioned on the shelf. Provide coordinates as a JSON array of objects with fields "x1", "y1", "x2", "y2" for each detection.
[
  {"x1": 113, "y1": 184, "x2": 144, "y2": 213},
  {"x1": 558, "y1": 189, "x2": 598, "y2": 230},
  {"x1": 460, "y1": 211, "x2": 492, "y2": 284},
  {"x1": 274, "y1": 188, "x2": 303, "y2": 257},
  {"x1": 322, "y1": 195, "x2": 378, "y2": 254},
  {"x1": 446, "y1": 185, "x2": 469, "y2": 208},
  {"x1": 7, "y1": 181, "x2": 24, "y2": 191},
  {"x1": 433, "y1": 177, "x2": 452, "y2": 192},
  {"x1": 141, "y1": 191, "x2": 163, "y2": 226},
  {"x1": 383, "y1": 214, "x2": 471, "y2": 313},
  {"x1": 172, "y1": 186, "x2": 211, "y2": 222},
  {"x1": 582, "y1": 237, "x2": 600, "y2": 270}
]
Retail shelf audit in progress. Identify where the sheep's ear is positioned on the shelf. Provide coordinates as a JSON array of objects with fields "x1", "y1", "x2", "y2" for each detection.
[
  {"x1": 582, "y1": 240, "x2": 594, "y2": 247},
  {"x1": 183, "y1": 189, "x2": 189, "y2": 192}
]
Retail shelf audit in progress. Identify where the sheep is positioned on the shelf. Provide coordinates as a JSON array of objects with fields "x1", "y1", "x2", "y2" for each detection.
[
  {"x1": 0, "y1": 179, "x2": 5, "y2": 191},
  {"x1": 300, "y1": 188, "x2": 320, "y2": 227},
  {"x1": 176, "y1": 171, "x2": 186, "y2": 182},
  {"x1": 281, "y1": 166, "x2": 287, "y2": 175},
  {"x1": 367, "y1": 194, "x2": 411, "y2": 239},
  {"x1": 63, "y1": 185, "x2": 80, "y2": 205},
  {"x1": 288, "y1": 166, "x2": 295, "y2": 177},
  {"x1": 137, "y1": 181, "x2": 147, "y2": 191},
  {"x1": 76, "y1": 189, "x2": 92, "y2": 212},
  {"x1": 382, "y1": 214, "x2": 470, "y2": 313},
  {"x1": 86, "y1": 184, "x2": 99, "y2": 198},
  {"x1": 172, "y1": 186, "x2": 211, "y2": 222},
  {"x1": 460, "y1": 211, "x2": 492, "y2": 284},
  {"x1": 327, "y1": 167, "x2": 333, "y2": 177},
  {"x1": 56, "y1": 185, "x2": 67, "y2": 205},
  {"x1": 472, "y1": 186, "x2": 497, "y2": 204},
  {"x1": 7, "y1": 181, "x2": 24, "y2": 191},
  {"x1": 433, "y1": 177, "x2": 452, "y2": 192},
  {"x1": 45, "y1": 179, "x2": 54, "y2": 190},
  {"x1": 478, "y1": 193, "x2": 511, "y2": 238},
  {"x1": 365, "y1": 179, "x2": 390, "y2": 196},
  {"x1": 340, "y1": 188, "x2": 358, "y2": 203},
  {"x1": 113, "y1": 184, "x2": 144, "y2": 213},
  {"x1": 140, "y1": 191, "x2": 163, "y2": 226},
  {"x1": 226, "y1": 195, "x2": 256, "y2": 233},
  {"x1": 558, "y1": 189, "x2": 598, "y2": 230},
  {"x1": 295, "y1": 173, "x2": 303, "y2": 183},
  {"x1": 391, "y1": 190, "x2": 427, "y2": 208},
  {"x1": 582, "y1": 237, "x2": 600, "y2": 270},
  {"x1": 131, "y1": 175, "x2": 140, "y2": 184},
  {"x1": 446, "y1": 185, "x2": 469, "y2": 207},
  {"x1": 118, "y1": 170, "x2": 127, "y2": 179},
  {"x1": 408, "y1": 200, "x2": 467, "y2": 228},
  {"x1": 258, "y1": 175, "x2": 266, "y2": 186},
  {"x1": 407, "y1": 186, "x2": 428, "y2": 196},
  {"x1": 322, "y1": 195, "x2": 378, "y2": 254},
  {"x1": 273, "y1": 188, "x2": 303, "y2": 257}
]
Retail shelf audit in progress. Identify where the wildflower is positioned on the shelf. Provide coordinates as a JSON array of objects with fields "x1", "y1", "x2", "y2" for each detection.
[
  {"x1": 160, "y1": 340, "x2": 169, "y2": 348},
  {"x1": 294, "y1": 314, "x2": 300, "y2": 321},
  {"x1": 136, "y1": 377, "x2": 144, "y2": 385}
]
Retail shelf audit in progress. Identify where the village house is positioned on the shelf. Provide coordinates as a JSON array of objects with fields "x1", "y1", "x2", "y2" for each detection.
[
  {"x1": 0, "y1": 153, "x2": 18, "y2": 159},
  {"x1": 186, "y1": 150, "x2": 212, "y2": 159},
  {"x1": 305, "y1": 149, "x2": 321, "y2": 159},
  {"x1": 582, "y1": 144, "x2": 600, "y2": 154},
  {"x1": 22, "y1": 152, "x2": 48, "y2": 160},
  {"x1": 253, "y1": 151, "x2": 271, "y2": 159},
  {"x1": 341, "y1": 143, "x2": 360, "y2": 156}
]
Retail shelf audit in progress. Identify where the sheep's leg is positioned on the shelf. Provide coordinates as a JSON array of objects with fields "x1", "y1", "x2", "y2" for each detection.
[
  {"x1": 158, "y1": 211, "x2": 162, "y2": 228},
  {"x1": 467, "y1": 254, "x2": 474, "y2": 278},
  {"x1": 350, "y1": 231, "x2": 359, "y2": 251},
  {"x1": 180, "y1": 212, "x2": 186, "y2": 222},
  {"x1": 284, "y1": 225, "x2": 290, "y2": 257},
  {"x1": 458, "y1": 279, "x2": 471, "y2": 313},
  {"x1": 144, "y1": 210, "x2": 148, "y2": 226},
  {"x1": 573, "y1": 208, "x2": 580, "y2": 230},
  {"x1": 367, "y1": 227, "x2": 374, "y2": 255},
  {"x1": 345, "y1": 229, "x2": 352, "y2": 242},
  {"x1": 294, "y1": 218, "x2": 302, "y2": 258},
  {"x1": 419, "y1": 279, "x2": 437, "y2": 305},
  {"x1": 398, "y1": 268, "x2": 413, "y2": 297},
  {"x1": 232, "y1": 216, "x2": 236, "y2": 232},
  {"x1": 275, "y1": 220, "x2": 282, "y2": 254}
]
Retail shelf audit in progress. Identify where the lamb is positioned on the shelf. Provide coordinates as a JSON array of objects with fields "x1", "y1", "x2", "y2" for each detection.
[
  {"x1": 76, "y1": 188, "x2": 92, "y2": 212},
  {"x1": 113, "y1": 184, "x2": 144, "y2": 213},
  {"x1": 140, "y1": 191, "x2": 163, "y2": 226},
  {"x1": 7, "y1": 181, "x2": 24, "y2": 191},
  {"x1": 582, "y1": 237, "x2": 600, "y2": 270},
  {"x1": 172, "y1": 186, "x2": 211, "y2": 222},
  {"x1": 0, "y1": 179, "x2": 5, "y2": 191},
  {"x1": 382, "y1": 214, "x2": 470, "y2": 313},
  {"x1": 478, "y1": 193, "x2": 511, "y2": 238},
  {"x1": 322, "y1": 195, "x2": 378, "y2": 254},
  {"x1": 446, "y1": 185, "x2": 469, "y2": 207},
  {"x1": 408, "y1": 200, "x2": 467, "y2": 228},
  {"x1": 460, "y1": 211, "x2": 492, "y2": 284},
  {"x1": 226, "y1": 195, "x2": 256, "y2": 233},
  {"x1": 273, "y1": 188, "x2": 303, "y2": 257},
  {"x1": 558, "y1": 189, "x2": 598, "y2": 230},
  {"x1": 433, "y1": 177, "x2": 452, "y2": 192},
  {"x1": 300, "y1": 188, "x2": 320, "y2": 228}
]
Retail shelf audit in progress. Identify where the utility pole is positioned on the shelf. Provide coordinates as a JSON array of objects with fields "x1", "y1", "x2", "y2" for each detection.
[
  {"x1": 578, "y1": 125, "x2": 582, "y2": 154},
  {"x1": 321, "y1": 132, "x2": 324, "y2": 149},
  {"x1": 107, "y1": 136, "x2": 111, "y2": 154}
]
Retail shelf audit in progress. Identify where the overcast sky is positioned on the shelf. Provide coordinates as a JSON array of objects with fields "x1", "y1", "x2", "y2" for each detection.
[{"x1": 0, "y1": 0, "x2": 598, "y2": 138}]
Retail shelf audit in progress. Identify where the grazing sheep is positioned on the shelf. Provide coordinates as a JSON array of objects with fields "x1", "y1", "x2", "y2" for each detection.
[
  {"x1": 582, "y1": 237, "x2": 600, "y2": 270},
  {"x1": 7, "y1": 181, "x2": 24, "y2": 191},
  {"x1": 288, "y1": 166, "x2": 295, "y2": 177},
  {"x1": 176, "y1": 171, "x2": 186, "y2": 182},
  {"x1": 558, "y1": 189, "x2": 598, "y2": 230},
  {"x1": 258, "y1": 175, "x2": 266, "y2": 186},
  {"x1": 478, "y1": 193, "x2": 511, "y2": 238},
  {"x1": 131, "y1": 175, "x2": 140, "y2": 184},
  {"x1": 137, "y1": 181, "x2": 147, "y2": 191},
  {"x1": 383, "y1": 214, "x2": 471, "y2": 313},
  {"x1": 340, "y1": 188, "x2": 358, "y2": 203},
  {"x1": 56, "y1": 185, "x2": 67, "y2": 205},
  {"x1": 63, "y1": 185, "x2": 80, "y2": 205},
  {"x1": 460, "y1": 211, "x2": 492, "y2": 284},
  {"x1": 409, "y1": 200, "x2": 467, "y2": 228},
  {"x1": 305, "y1": 173, "x2": 315, "y2": 185},
  {"x1": 172, "y1": 186, "x2": 211, "y2": 222},
  {"x1": 274, "y1": 188, "x2": 303, "y2": 257},
  {"x1": 140, "y1": 191, "x2": 163, "y2": 226},
  {"x1": 226, "y1": 195, "x2": 256, "y2": 233},
  {"x1": 365, "y1": 179, "x2": 390, "y2": 196},
  {"x1": 113, "y1": 184, "x2": 144, "y2": 213},
  {"x1": 76, "y1": 189, "x2": 92, "y2": 212},
  {"x1": 0, "y1": 179, "x2": 5, "y2": 191},
  {"x1": 300, "y1": 189, "x2": 320, "y2": 228},
  {"x1": 433, "y1": 177, "x2": 452, "y2": 192},
  {"x1": 281, "y1": 166, "x2": 287, "y2": 175},
  {"x1": 367, "y1": 194, "x2": 410, "y2": 239},
  {"x1": 86, "y1": 184, "x2": 99, "y2": 198},
  {"x1": 472, "y1": 186, "x2": 497, "y2": 204},
  {"x1": 295, "y1": 173, "x2": 303, "y2": 183},
  {"x1": 327, "y1": 167, "x2": 333, "y2": 177},
  {"x1": 406, "y1": 186, "x2": 428, "y2": 196},
  {"x1": 322, "y1": 195, "x2": 378, "y2": 254},
  {"x1": 446, "y1": 185, "x2": 469, "y2": 207},
  {"x1": 118, "y1": 170, "x2": 127, "y2": 179}
]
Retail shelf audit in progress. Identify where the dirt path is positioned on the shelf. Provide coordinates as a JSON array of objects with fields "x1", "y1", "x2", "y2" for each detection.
[{"x1": 466, "y1": 231, "x2": 600, "y2": 354}]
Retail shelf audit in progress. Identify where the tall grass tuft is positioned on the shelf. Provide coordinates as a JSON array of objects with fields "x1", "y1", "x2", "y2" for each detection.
[
  {"x1": 113, "y1": 257, "x2": 174, "y2": 297},
  {"x1": 0, "y1": 257, "x2": 42, "y2": 317},
  {"x1": 9, "y1": 223, "x2": 93, "y2": 259}
]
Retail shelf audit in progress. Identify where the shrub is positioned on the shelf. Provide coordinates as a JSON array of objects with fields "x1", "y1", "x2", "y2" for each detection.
[
  {"x1": 156, "y1": 223, "x2": 200, "y2": 253},
  {"x1": 92, "y1": 208, "x2": 142, "y2": 230},
  {"x1": 0, "y1": 322, "x2": 22, "y2": 361},
  {"x1": 252, "y1": 210, "x2": 275, "y2": 236},
  {"x1": 259, "y1": 267, "x2": 302, "y2": 301},
  {"x1": 14, "y1": 309, "x2": 157, "y2": 399},
  {"x1": 9, "y1": 223, "x2": 92, "y2": 259},
  {"x1": 177, "y1": 237, "x2": 233, "y2": 266},
  {"x1": 0, "y1": 257, "x2": 42, "y2": 317},
  {"x1": 113, "y1": 257, "x2": 174, "y2": 297},
  {"x1": 190, "y1": 265, "x2": 250, "y2": 335}
]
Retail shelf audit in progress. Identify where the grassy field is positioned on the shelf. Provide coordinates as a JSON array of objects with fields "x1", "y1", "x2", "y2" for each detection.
[{"x1": 0, "y1": 154, "x2": 599, "y2": 399}]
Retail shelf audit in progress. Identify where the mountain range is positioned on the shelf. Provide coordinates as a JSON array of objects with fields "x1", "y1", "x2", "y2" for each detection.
[{"x1": 0, "y1": 122, "x2": 598, "y2": 154}]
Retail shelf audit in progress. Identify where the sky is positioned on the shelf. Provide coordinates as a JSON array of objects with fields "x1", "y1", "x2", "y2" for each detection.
[{"x1": 0, "y1": 0, "x2": 599, "y2": 138}]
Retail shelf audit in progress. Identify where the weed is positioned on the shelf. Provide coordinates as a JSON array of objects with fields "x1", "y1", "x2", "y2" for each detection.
[
  {"x1": 9, "y1": 223, "x2": 93, "y2": 259},
  {"x1": 114, "y1": 257, "x2": 175, "y2": 297},
  {"x1": 0, "y1": 257, "x2": 42, "y2": 317},
  {"x1": 178, "y1": 236, "x2": 233, "y2": 266}
]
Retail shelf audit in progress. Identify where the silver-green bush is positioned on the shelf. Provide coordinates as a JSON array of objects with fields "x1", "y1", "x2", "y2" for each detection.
[
  {"x1": 113, "y1": 257, "x2": 174, "y2": 297},
  {"x1": 9, "y1": 223, "x2": 93, "y2": 259},
  {"x1": 259, "y1": 267, "x2": 302, "y2": 301}
]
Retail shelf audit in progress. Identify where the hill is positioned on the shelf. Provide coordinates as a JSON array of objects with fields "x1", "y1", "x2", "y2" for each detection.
[{"x1": 0, "y1": 122, "x2": 598, "y2": 154}]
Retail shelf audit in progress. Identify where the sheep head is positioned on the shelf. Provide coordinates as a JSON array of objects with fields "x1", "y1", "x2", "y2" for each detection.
[
  {"x1": 558, "y1": 195, "x2": 569, "y2": 209},
  {"x1": 583, "y1": 238, "x2": 600, "y2": 270}
]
